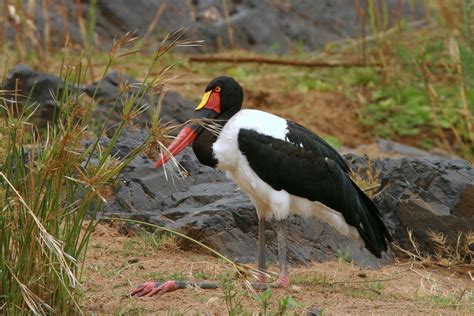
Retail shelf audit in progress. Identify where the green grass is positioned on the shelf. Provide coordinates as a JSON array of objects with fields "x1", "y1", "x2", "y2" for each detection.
[
  {"x1": 0, "y1": 30, "x2": 192, "y2": 314},
  {"x1": 193, "y1": 271, "x2": 212, "y2": 280},
  {"x1": 336, "y1": 249, "x2": 352, "y2": 264},
  {"x1": 290, "y1": 272, "x2": 329, "y2": 286},
  {"x1": 122, "y1": 232, "x2": 180, "y2": 257}
]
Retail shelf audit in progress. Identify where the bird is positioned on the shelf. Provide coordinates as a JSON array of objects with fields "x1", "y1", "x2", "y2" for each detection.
[{"x1": 131, "y1": 76, "x2": 392, "y2": 297}]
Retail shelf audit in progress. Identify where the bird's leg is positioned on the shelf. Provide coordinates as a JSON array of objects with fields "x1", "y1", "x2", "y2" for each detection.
[
  {"x1": 274, "y1": 220, "x2": 289, "y2": 288},
  {"x1": 257, "y1": 216, "x2": 267, "y2": 283},
  {"x1": 130, "y1": 281, "x2": 219, "y2": 297}
]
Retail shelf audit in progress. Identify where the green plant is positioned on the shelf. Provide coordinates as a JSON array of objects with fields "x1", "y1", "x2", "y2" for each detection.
[
  {"x1": 336, "y1": 249, "x2": 352, "y2": 263},
  {"x1": 277, "y1": 295, "x2": 299, "y2": 315},
  {"x1": 290, "y1": 272, "x2": 329, "y2": 286},
  {"x1": 86, "y1": 0, "x2": 98, "y2": 48},
  {"x1": 257, "y1": 288, "x2": 272, "y2": 315},
  {"x1": 0, "y1": 29, "x2": 195, "y2": 314},
  {"x1": 193, "y1": 271, "x2": 211, "y2": 280},
  {"x1": 218, "y1": 273, "x2": 246, "y2": 316},
  {"x1": 169, "y1": 272, "x2": 185, "y2": 281}
]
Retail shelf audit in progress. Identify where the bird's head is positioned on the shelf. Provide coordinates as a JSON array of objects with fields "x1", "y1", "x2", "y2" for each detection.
[
  {"x1": 155, "y1": 76, "x2": 243, "y2": 168},
  {"x1": 195, "y1": 76, "x2": 243, "y2": 115}
]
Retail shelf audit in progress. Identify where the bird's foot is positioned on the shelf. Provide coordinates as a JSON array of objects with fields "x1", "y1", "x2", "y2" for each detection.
[
  {"x1": 130, "y1": 281, "x2": 178, "y2": 297},
  {"x1": 257, "y1": 275, "x2": 268, "y2": 284},
  {"x1": 272, "y1": 274, "x2": 289, "y2": 288}
]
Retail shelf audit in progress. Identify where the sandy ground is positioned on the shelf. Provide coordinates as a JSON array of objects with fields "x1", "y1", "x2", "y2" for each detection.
[{"x1": 82, "y1": 223, "x2": 473, "y2": 315}]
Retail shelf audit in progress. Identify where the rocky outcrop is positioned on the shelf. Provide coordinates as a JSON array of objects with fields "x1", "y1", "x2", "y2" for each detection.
[
  {"x1": 5, "y1": 0, "x2": 424, "y2": 54},
  {"x1": 347, "y1": 154, "x2": 474, "y2": 255},
  {"x1": 1, "y1": 64, "x2": 76, "y2": 126},
  {"x1": 1, "y1": 65, "x2": 195, "y2": 136},
  {"x1": 83, "y1": 72, "x2": 196, "y2": 136},
  {"x1": 376, "y1": 157, "x2": 473, "y2": 253}
]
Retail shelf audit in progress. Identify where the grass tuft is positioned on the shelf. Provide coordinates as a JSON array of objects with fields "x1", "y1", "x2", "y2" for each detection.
[{"x1": 0, "y1": 29, "x2": 189, "y2": 314}]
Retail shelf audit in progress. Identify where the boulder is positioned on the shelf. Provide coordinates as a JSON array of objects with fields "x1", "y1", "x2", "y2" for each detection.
[
  {"x1": 374, "y1": 157, "x2": 474, "y2": 254},
  {"x1": 347, "y1": 154, "x2": 474, "y2": 255},
  {"x1": 1, "y1": 66, "x2": 196, "y2": 133},
  {"x1": 1, "y1": 64, "x2": 75, "y2": 126}
]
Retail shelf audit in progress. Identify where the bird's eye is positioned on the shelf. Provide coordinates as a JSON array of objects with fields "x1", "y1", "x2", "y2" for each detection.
[{"x1": 214, "y1": 86, "x2": 221, "y2": 92}]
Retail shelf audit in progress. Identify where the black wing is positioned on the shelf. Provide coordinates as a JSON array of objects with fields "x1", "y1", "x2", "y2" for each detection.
[
  {"x1": 284, "y1": 121, "x2": 350, "y2": 173},
  {"x1": 238, "y1": 126, "x2": 391, "y2": 257}
]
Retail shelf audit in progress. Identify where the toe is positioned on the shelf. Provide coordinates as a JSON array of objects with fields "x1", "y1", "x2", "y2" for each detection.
[
  {"x1": 130, "y1": 281, "x2": 157, "y2": 296},
  {"x1": 273, "y1": 275, "x2": 290, "y2": 288}
]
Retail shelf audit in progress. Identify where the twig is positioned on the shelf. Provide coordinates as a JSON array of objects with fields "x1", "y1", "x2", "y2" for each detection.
[
  {"x1": 221, "y1": 0, "x2": 234, "y2": 49},
  {"x1": 327, "y1": 276, "x2": 401, "y2": 285},
  {"x1": 362, "y1": 184, "x2": 379, "y2": 192},
  {"x1": 189, "y1": 55, "x2": 383, "y2": 68},
  {"x1": 189, "y1": 55, "x2": 455, "y2": 70},
  {"x1": 42, "y1": 0, "x2": 50, "y2": 55},
  {"x1": 142, "y1": 2, "x2": 167, "y2": 44}
]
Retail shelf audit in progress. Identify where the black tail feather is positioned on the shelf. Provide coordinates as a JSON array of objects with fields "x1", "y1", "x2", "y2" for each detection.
[{"x1": 351, "y1": 179, "x2": 392, "y2": 257}]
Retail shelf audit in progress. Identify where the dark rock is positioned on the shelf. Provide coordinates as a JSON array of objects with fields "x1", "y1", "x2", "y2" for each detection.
[
  {"x1": 83, "y1": 72, "x2": 153, "y2": 136},
  {"x1": 158, "y1": 91, "x2": 198, "y2": 127},
  {"x1": 83, "y1": 72, "x2": 196, "y2": 136},
  {"x1": 307, "y1": 307, "x2": 322, "y2": 316},
  {"x1": 1, "y1": 64, "x2": 77, "y2": 126},
  {"x1": 347, "y1": 155, "x2": 474, "y2": 255},
  {"x1": 5, "y1": 1, "x2": 426, "y2": 55},
  {"x1": 0, "y1": 64, "x2": 197, "y2": 132}
]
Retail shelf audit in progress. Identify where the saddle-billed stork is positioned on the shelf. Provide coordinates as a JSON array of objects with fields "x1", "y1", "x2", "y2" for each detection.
[{"x1": 131, "y1": 76, "x2": 392, "y2": 297}]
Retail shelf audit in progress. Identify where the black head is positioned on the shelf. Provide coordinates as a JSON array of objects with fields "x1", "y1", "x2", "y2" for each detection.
[{"x1": 195, "y1": 76, "x2": 243, "y2": 117}]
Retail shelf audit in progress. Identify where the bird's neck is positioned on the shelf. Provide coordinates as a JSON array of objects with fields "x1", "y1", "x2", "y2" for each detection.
[{"x1": 192, "y1": 108, "x2": 239, "y2": 168}]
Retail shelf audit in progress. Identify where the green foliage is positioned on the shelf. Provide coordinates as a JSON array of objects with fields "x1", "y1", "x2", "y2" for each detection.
[
  {"x1": 218, "y1": 273, "x2": 246, "y2": 316},
  {"x1": 426, "y1": 292, "x2": 467, "y2": 309},
  {"x1": 193, "y1": 271, "x2": 211, "y2": 280},
  {"x1": 86, "y1": 0, "x2": 98, "y2": 47},
  {"x1": 357, "y1": 34, "x2": 473, "y2": 158},
  {"x1": 0, "y1": 29, "x2": 192, "y2": 313},
  {"x1": 277, "y1": 295, "x2": 299, "y2": 315},
  {"x1": 322, "y1": 135, "x2": 342, "y2": 149},
  {"x1": 226, "y1": 66, "x2": 250, "y2": 79},
  {"x1": 342, "y1": 68, "x2": 379, "y2": 87},
  {"x1": 257, "y1": 288, "x2": 272, "y2": 315},
  {"x1": 361, "y1": 85, "x2": 431, "y2": 138},
  {"x1": 169, "y1": 272, "x2": 185, "y2": 281},
  {"x1": 336, "y1": 249, "x2": 351, "y2": 264},
  {"x1": 294, "y1": 75, "x2": 336, "y2": 93}
]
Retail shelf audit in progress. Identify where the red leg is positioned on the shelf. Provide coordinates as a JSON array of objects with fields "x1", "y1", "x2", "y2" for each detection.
[
  {"x1": 130, "y1": 281, "x2": 178, "y2": 297},
  {"x1": 273, "y1": 273, "x2": 290, "y2": 288},
  {"x1": 274, "y1": 220, "x2": 289, "y2": 288}
]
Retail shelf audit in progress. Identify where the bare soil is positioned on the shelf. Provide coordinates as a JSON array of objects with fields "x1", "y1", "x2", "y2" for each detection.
[{"x1": 82, "y1": 224, "x2": 473, "y2": 314}]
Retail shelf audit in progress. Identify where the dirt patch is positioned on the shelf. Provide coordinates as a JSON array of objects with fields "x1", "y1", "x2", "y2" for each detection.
[
  {"x1": 82, "y1": 224, "x2": 473, "y2": 314},
  {"x1": 245, "y1": 89, "x2": 372, "y2": 148}
]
